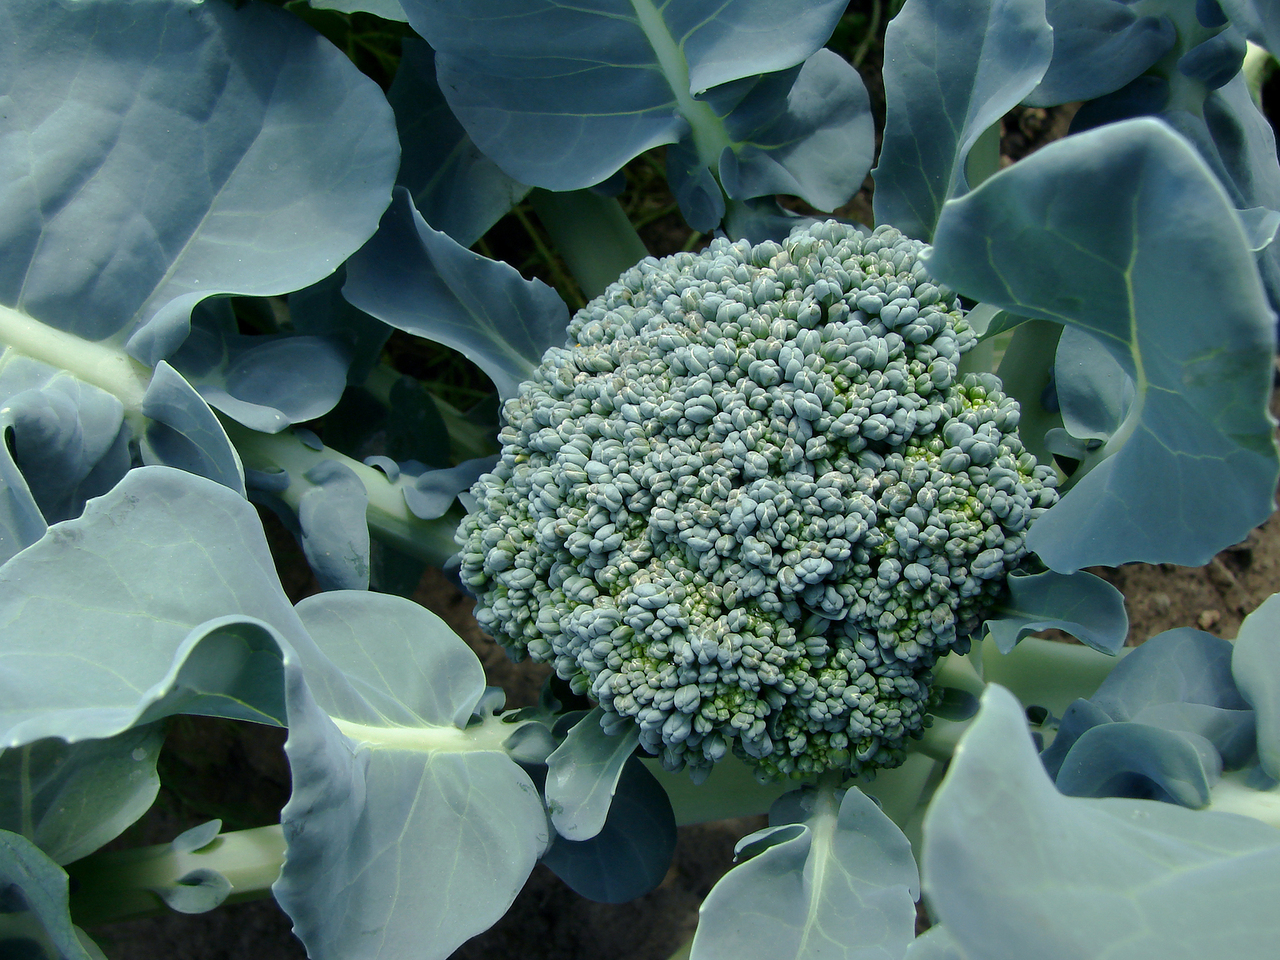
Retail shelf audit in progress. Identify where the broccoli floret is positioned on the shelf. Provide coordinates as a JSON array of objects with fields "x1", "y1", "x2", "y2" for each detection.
[{"x1": 458, "y1": 221, "x2": 1057, "y2": 782}]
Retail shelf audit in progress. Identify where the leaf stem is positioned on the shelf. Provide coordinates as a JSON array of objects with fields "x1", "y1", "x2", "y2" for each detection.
[
  {"x1": 67, "y1": 825, "x2": 285, "y2": 927},
  {"x1": 0, "y1": 302, "x2": 152, "y2": 428},
  {"x1": 221, "y1": 417, "x2": 464, "y2": 566},
  {"x1": 529, "y1": 190, "x2": 650, "y2": 299}
]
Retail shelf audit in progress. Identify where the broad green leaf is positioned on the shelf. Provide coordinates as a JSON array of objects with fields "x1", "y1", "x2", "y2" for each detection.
[
  {"x1": 927, "y1": 118, "x2": 1278, "y2": 571},
  {"x1": 923, "y1": 685, "x2": 1280, "y2": 960},
  {"x1": 545, "y1": 707, "x2": 640, "y2": 841},
  {"x1": 0, "y1": 0, "x2": 397, "y2": 366},
  {"x1": 1233, "y1": 592, "x2": 1280, "y2": 780},
  {"x1": 0, "y1": 467, "x2": 298, "y2": 746},
  {"x1": 1053, "y1": 326, "x2": 1133, "y2": 442},
  {"x1": 0, "y1": 469, "x2": 549, "y2": 959},
  {"x1": 344, "y1": 189, "x2": 570, "y2": 399},
  {"x1": 389, "y1": 39, "x2": 529, "y2": 247},
  {"x1": 171, "y1": 301, "x2": 352, "y2": 435},
  {"x1": 905, "y1": 925, "x2": 967, "y2": 960},
  {"x1": 0, "y1": 831, "x2": 104, "y2": 960},
  {"x1": 1024, "y1": 0, "x2": 1175, "y2": 106},
  {"x1": 1093, "y1": 628, "x2": 1249, "y2": 719},
  {"x1": 872, "y1": 0, "x2": 1052, "y2": 240},
  {"x1": 1055, "y1": 722, "x2": 1223, "y2": 807},
  {"x1": 276, "y1": 591, "x2": 549, "y2": 960},
  {"x1": 690, "y1": 786, "x2": 918, "y2": 960},
  {"x1": 305, "y1": 0, "x2": 408, "y2": 20},
  {"x1": 139, "y1": 363, "x2": 246, "y2": 497},
  {"x1": 0, "y1": 726, "x2": 163, "y2": 865},
  {"x1": 714, "y1": 50, "x2": 874, "y2": 221},
  {"x1": 1043, "y1": 628, "x2": 1257, "y2": 805},
  {"x1": 400, "y1": 0, "x2": 860, "y2": 227},
  {"x1": 985, "y1": 569, "x2": 1128, "y2": 655}
]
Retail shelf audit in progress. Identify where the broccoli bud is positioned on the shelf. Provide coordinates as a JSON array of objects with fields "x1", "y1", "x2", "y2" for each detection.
[{"x1": 459, "y1": 221, "x2": 1057, "y2": 782}]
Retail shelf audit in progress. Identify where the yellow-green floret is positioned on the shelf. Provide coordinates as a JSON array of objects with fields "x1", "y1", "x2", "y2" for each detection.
[{"x1": 458, "y1": 221, "x2": 1057, "y2": 782}]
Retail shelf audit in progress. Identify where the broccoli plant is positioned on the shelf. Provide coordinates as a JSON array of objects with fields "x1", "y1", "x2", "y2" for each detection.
[{"x1": 1, "y1": 1, "x2": 1279, "y2": 959}]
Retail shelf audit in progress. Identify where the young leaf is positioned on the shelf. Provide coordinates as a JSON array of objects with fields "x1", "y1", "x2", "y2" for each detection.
[
  {"x1": 0, "y1": 830, "x2": 104, "y2": 960},
  {"x1": 0, "y1": 354, "x2": 132, "y2": 563},
  {"x1": 540, "y1": 758, "x2": 676, "y2": 904},
  {"x1": 545, "y1": 707, "x2": 641, "y2": 842},
  {"x1": 1023, "y1": 0, "x2": 1175, "y2": 106},
  {"x1": 402, "y1": 0, "x2": 848, "y2": 193},
  {"x1": 389, "y1": 39, "x2": 529, "y2": 247},
  {"x1": 344, "y1": 189, "x2": 570, "y2": 400},
  {"x1": 872, "y1": 0, "x2": 1053, "y2": 240},
  {"x1": 1232, "y1": 592, "x2": 1280, "y2": 781},
  {"x1": 927, "y1": 118, "x2": 1279, "y2": 571},
  {"x1": 984, "y1": 569, "x2": 1128, "y2": 655},
  {"x1": 690, "y1": 786, "x2": 919, "y2": 960}
]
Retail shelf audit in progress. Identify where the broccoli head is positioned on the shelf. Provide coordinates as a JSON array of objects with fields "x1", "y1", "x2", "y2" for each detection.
[{"x1": 458, "y1": 221, "x2": 1057, "y2": 782}]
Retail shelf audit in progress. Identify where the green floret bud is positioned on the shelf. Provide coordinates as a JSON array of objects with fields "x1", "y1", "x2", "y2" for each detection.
[{"x1": 458, "y1": 221, "x2": 1058, "y2": 782}]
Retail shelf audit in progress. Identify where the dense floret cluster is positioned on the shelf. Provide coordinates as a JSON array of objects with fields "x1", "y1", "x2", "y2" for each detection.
[{"x1": 458, "y1": 221, "x2": 1057, "y2": 781}]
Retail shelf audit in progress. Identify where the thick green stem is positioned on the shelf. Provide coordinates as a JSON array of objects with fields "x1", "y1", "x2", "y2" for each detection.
[
  {"x1": 67, "y1": 825, "x2": 285, "y2": 926},
  {"x1": 981, "y1": 634, "x2": 1125, "y2": 719},
  {"x1": 964, "y1": 122, "x2": 1002, "y2": 190},
  {"x1": 222, "y1": 417, "x2": 464, "y2": 566},
  {"x1": 529, "y1": 190, "x2": 651, "y2": 300},
  {"x1": 644, "y1": 754, "x2": 793, "y2": 826}
]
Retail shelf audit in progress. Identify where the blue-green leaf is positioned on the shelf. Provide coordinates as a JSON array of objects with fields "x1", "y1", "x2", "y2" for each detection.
[
  {"x1": 138, "y1": 363, "x2": 245, "y2": 496},
  {"x1": 0, "y1": 726, "x2": 163, "y2": 865},
  {"x1": 1024, "y1": 0, "x2": 1175, "y2": 106},
  {"x1": 927, "y1": 118, "x2": 1278, "y2": 571},
  {"x1": 923, "y1": 685, "x2": 1280, "y2": 960},
  {"x1": 0, "y1": 468, "x2": 297, "y2": 747},
  {"x1": 276, "y1": 591, "x2": 549, "y2": 960},
  {"x1": 401, "y1": 0, "x2": 860, "y2": 228},
  {"x1": 297, "y1": 460, "x2": 370, "y2": 592},
  {"x1": 545, "y1": 707, "x2": 640, "y2": 841},
  {"x1": 540, "y1": 757, "x2": 676, "y2": 903},
  {"x1": 0, "y1": 0, "x2": 398, "y2": 366},
  {"x1": 171, "y1": 301, "x2": 351, "y2": 435},
  {"x1": 905, "y1": 925, "x2": 967, "y2": 960},
  {"x1": 1233, "y1": 592, "x2": 1280, "y2": 780},
  {"x1": 0, "y1": 355, "x2": 132, "y2": 563},
  {"x1": 690, "y1": 786, "x2": 918, "y2": 960},
  {"x1": 716, "y1": 50, "x2": 874, "y2": 214},
  {"x1": 344, "y1": 189, "x2": 570, "y2": 399},
  {"x1": 389, "y1": 39, "x2": 529, "y2": 247},
  {"x1": 0, "y1": 830, "x2": 103, "y2": 960},
  {"x1": 305, "y1": 0, "x2": 408, "y2": 21},
  {"x1": 1093, "y1": 628, "x2": 1248, "y2": 718},
  {"x1": 1053, "y1": 326, "x2": 1133, "y2": 442},
  {"x1": 1055, "y1": 722, "x2": 1222, "y2": 807},
  {"x1": 872, "y1": 0, "x2": 1052, "y2": 240},
  {"x1": 985, "y1": 569, "x2": 1129, "y2": 655}
]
